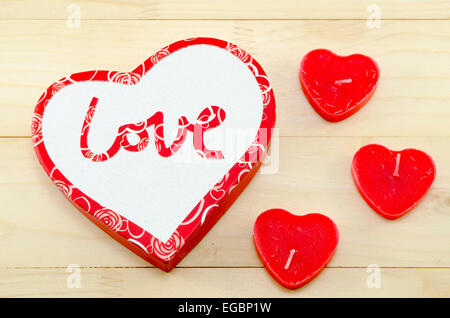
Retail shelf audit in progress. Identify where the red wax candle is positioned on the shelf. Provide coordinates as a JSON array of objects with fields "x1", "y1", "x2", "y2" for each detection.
[
  {"x1": 300, "y1": 49, "x2": 379, "y2": 122},
  {"x1": 352, "y1": 144, "x2": 436, "y2": 219},
  {"x1": 253, "y1": 209, "x2": 339, "y2": 289}
]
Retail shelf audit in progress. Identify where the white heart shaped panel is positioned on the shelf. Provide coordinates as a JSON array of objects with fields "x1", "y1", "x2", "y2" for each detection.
[{"x1": 41, "y1": 43, "x2": 264, "y2": 242}]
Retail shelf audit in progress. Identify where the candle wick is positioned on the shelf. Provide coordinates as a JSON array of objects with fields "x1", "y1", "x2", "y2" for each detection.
[
  {"x1": 284, "y1": 249, "x2": 297, "y2": 270},
  {"x1": 334, "y1": 79, "x2": 352, "y2": 85},
  {"x1": 393, "y1": 153, "x2": 401, "y2": 177}
]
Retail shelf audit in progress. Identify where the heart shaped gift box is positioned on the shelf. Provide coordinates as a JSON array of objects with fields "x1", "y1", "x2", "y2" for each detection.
[{"x1": 32, "y1": 38, "x2": 276, "y2": 271}]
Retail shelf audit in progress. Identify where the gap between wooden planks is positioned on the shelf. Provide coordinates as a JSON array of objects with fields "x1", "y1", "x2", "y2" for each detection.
[
  {"x1": 0, "y1": 20, "x2": 449, "y2": 137},
  {"x1": 0, "y1": 137, "x2": 448, "y2": 269},
  {"x1": 1, "y1": 1, "x2": 449, "y2": 297}
]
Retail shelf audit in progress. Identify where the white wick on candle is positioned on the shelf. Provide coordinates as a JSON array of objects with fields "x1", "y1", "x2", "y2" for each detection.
[
  {"x1": 334, "y1": 79, "x2": 352, "y2": 85},
  {"x1": 284, "y1": 249, "x2": 297, "y2": 270},
  {"x1": 393, "y1": 153, "x2": 401, "y2": 177}
]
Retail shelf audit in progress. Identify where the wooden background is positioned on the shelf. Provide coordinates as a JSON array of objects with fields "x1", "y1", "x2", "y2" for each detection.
[{"x1": 1, "y1": 0, "x2": 449, "y2": 297}]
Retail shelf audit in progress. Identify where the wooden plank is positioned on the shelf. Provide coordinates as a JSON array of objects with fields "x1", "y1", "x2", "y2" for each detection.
[
  {"x1": 1, "y1": 137, "x2": 449, "y2": 268},
  {"x1": 1, "y1": 0, "x2": 449, "y2": 20},
  {"x1": 1, "y1": 20, "x2": 449, "y2": 137},
  {"x1": 0, "y1": 267, "x2": 449, "y2": 297},
  {"x1": 1, "y1": 0, "x2": 449, "y2": 299}
]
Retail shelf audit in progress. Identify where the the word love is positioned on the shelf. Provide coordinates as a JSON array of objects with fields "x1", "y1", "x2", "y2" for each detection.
[{"x1": 80, "y1": 97, "x2": 226, "y2": 162}]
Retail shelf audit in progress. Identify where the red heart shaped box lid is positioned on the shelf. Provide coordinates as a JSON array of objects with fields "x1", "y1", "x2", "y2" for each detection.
[
  {"x1": 300, "y1": 49, "x2": 379, "y2": 122},
  {"x1": 253, "y1": 209, "x2": 339, "y2": 289},
  {"x1": 352, "y1": 144, "x2": 436, "y2": 219},
  {"x1": 31, "y1": 37, "x2": 276, "y2": 271}
]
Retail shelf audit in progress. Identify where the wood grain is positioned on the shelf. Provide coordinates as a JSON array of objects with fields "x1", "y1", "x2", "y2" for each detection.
[
  {"x1": 1, "y1": 137, "x2": 448, "y2": 268},
  {"x1": 1, "y1": 0, "x2": 449, "y2": 298},
  {"x1": 0, "y1": 0, "x2": 449, "y2": 20},
  {"x1": 1, "y1": 20, "x2": 449, "y2": 137},
  {"x1": 1, "y1": 268, "x2": 449, "y2": 297}
]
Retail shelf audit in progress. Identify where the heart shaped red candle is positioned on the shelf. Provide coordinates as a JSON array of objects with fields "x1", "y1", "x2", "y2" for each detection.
[
  {"x1": 300, "y1": 49, "x2": 379, "y2": 122},
  {"x1": 352, "y1": 144, "x2": 436, "y2": 219},
  {"x1": 253, "y1": 209, "x2": 339, "y2": 289}
]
